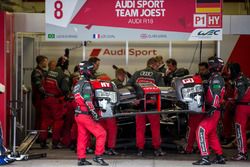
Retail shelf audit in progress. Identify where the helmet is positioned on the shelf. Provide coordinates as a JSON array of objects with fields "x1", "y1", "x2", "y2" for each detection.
[
  {"x1": 208, "y1": 56, "x2": 224, "y2": 72},
  {"x1": 79, "y1": 61, "x2": 94, "y2": 80}
]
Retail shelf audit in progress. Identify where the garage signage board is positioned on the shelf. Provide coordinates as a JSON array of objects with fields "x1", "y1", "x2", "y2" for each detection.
[{"x1": 46, "y1": 0, "x2": 222, "y2": 41}]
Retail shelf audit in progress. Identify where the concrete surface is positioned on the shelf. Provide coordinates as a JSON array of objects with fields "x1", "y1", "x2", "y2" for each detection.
[
  {"x1": 9, "y1": 159, "x2": 250, "y2": 167},
  {"x1": 7, "y1": 147, "x2": 250, "y2": 167}
]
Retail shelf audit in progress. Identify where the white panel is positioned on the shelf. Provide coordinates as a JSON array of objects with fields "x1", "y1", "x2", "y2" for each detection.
[
  {"x1": 14, "y1": 13, "x2": 45, "y2": 32},
  {"x1": 231, "y1": 16, "x2": 250, "y2": 34},
  {"x1": 222, "y1": 15, "x2": 230, "y2": 34}
]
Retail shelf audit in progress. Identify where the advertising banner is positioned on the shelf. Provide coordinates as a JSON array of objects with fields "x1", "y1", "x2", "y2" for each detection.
[{"x1": 46, "y1": 0, "x2": 222, "y2": 41}]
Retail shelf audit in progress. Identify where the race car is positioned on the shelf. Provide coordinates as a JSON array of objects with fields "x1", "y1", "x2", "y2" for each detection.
[
  {"x1": 89, "y1": 74, "x2": 205, "y2": 149},
  {"x1": 92, "y1": 74, "x2": 205, "y2": 119}
]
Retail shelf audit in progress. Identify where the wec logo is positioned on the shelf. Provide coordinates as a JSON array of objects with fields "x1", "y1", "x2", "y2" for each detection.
[
  {"x1": 198, "y1": 30, "x2": 220, "y2": 36},
  {"x1": 189, "y1": 29, "x2": 222, "y2": 40}
]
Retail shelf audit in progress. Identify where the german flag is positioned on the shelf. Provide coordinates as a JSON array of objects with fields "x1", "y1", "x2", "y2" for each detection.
[{"x1": 196, "y1": 0, "x2": 221, "y2": 13}]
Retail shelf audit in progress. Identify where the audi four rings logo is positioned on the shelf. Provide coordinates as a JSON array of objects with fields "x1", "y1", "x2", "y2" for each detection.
[
  {"x1": 198, "y1": 30, "x2": 220, "y2": 36},
  {"x1": 140, "y1": 71, "x2": 153, "y2": 76}
]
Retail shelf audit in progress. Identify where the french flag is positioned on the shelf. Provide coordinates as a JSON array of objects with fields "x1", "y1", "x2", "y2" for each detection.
[{"x1": 93, "y1": 34, "x2": 101, "y2": 39}]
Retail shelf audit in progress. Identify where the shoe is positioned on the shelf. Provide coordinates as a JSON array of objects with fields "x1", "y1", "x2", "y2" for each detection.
[
  {"x1": 52, "y1": 142, "x2": 64, "y2": 149},
  {"x1": 211, "y1": 154, "x2": 226, "y2": 164},
  {"x1": 78, "y1": 158, "x2": 92, "y2": 166},
  {"x1": 178, "y1": 147, "x2": 193, "y2": 154},
  {"x1": 231, "y1": 152, "x2": 248, "y2": 161},
  {"x1": 154, "y1": 148, "x2": 166, "y2": 156},
  {"x1": 105, "y1": 148, "x2": 119, "y2": 156},
  {"x1": 40, "y1": 141, "x2": 48, "y2": 149},
  {"x1": 86, "y1": 147, "x2": 94, "y2": 154},
  {"x1": 0, "y1": 156, "x2": 15, "y2": 165},
  {"x1": 70, "y1": 142, "x2": 76, "y2": 151},
  {"x1": 137, "y1": 149, "x2": 144, "y2": 157},
  {"x1": 192, "y1": 156, "x2": 211, "y2": 165},
  {"x1": 93, "y1": 156, "x2": 109, "y2": 166}
]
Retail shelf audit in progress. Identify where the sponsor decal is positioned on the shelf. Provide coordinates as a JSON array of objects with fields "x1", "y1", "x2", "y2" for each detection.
[
  {"x1": 140, "y1": 71, "x2": 153, "y2": 77},
  {"x1": 100, "y1": 82, "x2": 111, "y2": 88},
  {"x1": 93, "y1": 34, "x2": 116, "y2": 39},
  {"x1": 182, "y1": 78, "x2": 194, "y2": 84},
  {"x1": 90, "y1": 48, "x2": 158, "y2": 57},
  {"x1": 54, "y1": 34, "x2": 78, "y2": 39},
  {"x1": 199, "y1": 127, "x2": 208, "y2": 154},
  {"x1": 47, "y1": 33, "x2": 78, "y2": 39},
  {"x1": 48, "y1": 33, "x2": 56, "y2": 39},
  {"x1": 93, "y1": 34, "x2": 101, "y2": 39},
  {"x1": 90, "y1": 49, "x2": 102, "y2": 57},
  {"x1": 235, "y1": 123, "x2": 243, "y2": 153},
  {"x1": 189, "y1": 28, "x2": 222, "y2": 41},
  {"x1": 193, "y1": 14, "x2": 221, "y2": 28},
  {"x1": 198, "y1": 30, "x2": 220, "y2": 36},
  {"x1": 140, "y1": 34, "x2": 168, "y2": 39}
]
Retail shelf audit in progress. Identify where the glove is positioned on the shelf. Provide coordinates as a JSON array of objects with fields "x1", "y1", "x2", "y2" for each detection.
[
  {"x1": 206, "y1": 106, "x2": 217, "y2": 116},
  {"x1": 90, "y1": 110, "x2": 99, "y2": 121},
  {"x1": 39, "y1": 87, "x2": 47, "y2": 99}
]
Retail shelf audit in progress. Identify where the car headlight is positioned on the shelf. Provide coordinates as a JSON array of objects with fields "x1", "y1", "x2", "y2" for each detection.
[
  {"x1": 95, "y1": 89, "x2": 106, "y2": 99},
  {"x1": 95, "y1": 89, "x2": 117, "y2": 103},
  {"x1": 106, "y1": 91, "x2": 117, "y2": 103}
]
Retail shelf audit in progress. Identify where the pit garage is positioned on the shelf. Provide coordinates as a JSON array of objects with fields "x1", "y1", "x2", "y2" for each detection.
[{"x1": 0, "y1": 0, "x2": 250, "y2": 166}]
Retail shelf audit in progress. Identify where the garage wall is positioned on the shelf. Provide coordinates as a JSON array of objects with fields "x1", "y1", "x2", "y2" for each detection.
[{"x1": 39, "y1": 40, "x2": 217, "y2": 79}]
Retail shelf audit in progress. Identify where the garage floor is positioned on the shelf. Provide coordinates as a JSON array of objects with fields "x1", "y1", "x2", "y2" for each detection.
[{"x1": 8, "y1": 146, "x2": 250, "y2": 167}]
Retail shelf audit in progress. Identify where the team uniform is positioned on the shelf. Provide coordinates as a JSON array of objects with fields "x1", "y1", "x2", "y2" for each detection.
[
  {"x1": 221, "y1": 78, "x2": 235, "y2": 144},
  {"x1": 127, "y1": 67, "x2": 165, "y2": 156},
  {"x1": 73, "y1": 61, "x2": 108, "y2": 166},
  {"x1": 39, "y1": 67, "x2": 69, "y2": 148},
  {"x1": 232, "y1": 72, "x2": 250, "y2": 160},
  {"x1": 31, "y1": 66, "x2": 47, "y2": 130},
  {"x1": 193, "y1": 57, "x2": 226, "y2": 165}
]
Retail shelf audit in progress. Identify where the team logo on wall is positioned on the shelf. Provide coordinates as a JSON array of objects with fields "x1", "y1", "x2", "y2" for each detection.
[
  {"x1": 90, "y1": 48, "x2": 102, "y2": 57},
  {"x1": 189, "y1": 28, "x2": 222, "y2": 41},
  {"x1": 46, "y1": 0, "x2": 222, "y2": 41},
  {"x1": 89, "y1": 48, "x2": 158, "y2": 57}
]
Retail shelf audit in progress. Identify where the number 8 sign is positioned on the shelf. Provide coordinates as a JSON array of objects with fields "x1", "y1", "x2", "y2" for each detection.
[
  {"x1": 54, "y1": 0, "x2": 63, "y2": 19},
  {"x1": 46, "y1": 0, "x2": 79, "y2": 28}
]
